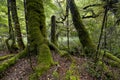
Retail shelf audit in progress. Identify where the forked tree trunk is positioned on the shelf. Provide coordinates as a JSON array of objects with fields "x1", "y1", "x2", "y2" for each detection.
[
  {"x1": 11, "y1": 0, "x2": 25, "y2": 50},
  {"x1": 68, "y1": 0, "x2": 120, "y2": 65},
  {"x1": 26, "y1": 0, "x2": 53, "y2": 79},
  {"x1": 6, "y1": 0, "x2": 16, "y2": 52}
]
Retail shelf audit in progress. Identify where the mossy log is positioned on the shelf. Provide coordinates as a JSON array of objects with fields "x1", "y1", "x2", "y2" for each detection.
[
  {"x1": 11, "y1": 0, "x2": 25, "y2": 50},
  {"x1": 0, "y1": 49, "x2": 26, "y2": 73},
  {"x1": 69, "y1": 0, "x2": 120, "y2": 67},
  {"x1": 0, "y1": 54, "x2": 14, "y2": 61}
]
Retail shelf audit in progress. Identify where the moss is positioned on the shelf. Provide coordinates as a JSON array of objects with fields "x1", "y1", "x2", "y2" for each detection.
[
  {"x1": 105, "y1": 52, "x2": 120, "y2": 63},
  {"x1": 52, "y1": 71, "x2": 59, "y2": 79},
  {"x1": 87, "y1": 61, "x2": 114, "y2": 79},
  {"x1": 106, "y1": 60, "x2": 120, "y2": 68},
  {"x1": 0, "y1": 54, "x2": 14, "y2": 61},
  {"x1": 48, "y1": 41, "x2": 62, "y2": 54},
  {"x1": 65, "y1": 62, "x2": 80, "y2": 80},
  {"x1": 29, "y1": 44, "x2": 54, "y2": 79},
  {"x1": 0, "y1": 56, "x2": 16, "y2": 72},
  {"x1": 0, "y1": 49, "x2": 26, "y2": 73},
  {"x1": 69, "y1": 0, "x2": 120, "y2": 68},
  {"x1": 11, "y1": 0, "x2": 25, "y2": 50},
  {"x1": 29, "y1": 73, "x2": 38, "y2": 80}
]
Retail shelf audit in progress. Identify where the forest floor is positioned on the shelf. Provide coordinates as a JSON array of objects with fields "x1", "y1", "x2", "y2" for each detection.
[{"x1": 0, "y1": 50, "x2": 96, "y2": 80}]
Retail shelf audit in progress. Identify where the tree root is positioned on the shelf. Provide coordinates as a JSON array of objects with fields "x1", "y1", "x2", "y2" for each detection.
[
  {"x1": 0, "y1": 49, "x2": 26, "y2": 73},
  {"x1": 0, "y1": 54, "x2": 14, "y2": 61}
]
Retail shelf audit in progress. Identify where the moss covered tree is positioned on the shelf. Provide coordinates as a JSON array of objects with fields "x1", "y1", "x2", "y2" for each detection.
[
  {"x1": 26, "y1": 0, "x2": 54, "y2": 79},
  {"x1": 11, "y1": 0, "x2": 25, "y2": 50},
  {"x1": 68, "y1": 0, "x2": 120, "y2": 66},
  {"x1": 6, "y1": 0, "x2": 16, "y2": 52}
]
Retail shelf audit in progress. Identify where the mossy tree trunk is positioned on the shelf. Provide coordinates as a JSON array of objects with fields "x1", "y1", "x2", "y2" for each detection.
[
  {"x1": 11, "y1": 0, "x2": 25, "y2": 50},
  {"x1": 26, "y1": 0, "x2": 53, "y2": 78},
  {"x1": 51, "y1": 15, "x2": 57, "y2": 46},
  {"x1": 68, "y1": 0, "x2": 120, "y2": 65},
  {"x1": 6, "y1": 0, "x2": 16, "y2": 52},
  {"x1": 68, "y1": 0, "x2": 96, "y2": 55}
]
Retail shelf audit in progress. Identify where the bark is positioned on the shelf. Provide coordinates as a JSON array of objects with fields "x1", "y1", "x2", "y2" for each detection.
[
  {"x1": 51, "y1": 15, "x2": 57, "y2": 46},
  {"x1": 6, "y1": 0, "x2": 16, "y2": 52},
  {"x1": 68, "y1": 0, "x2": 120, "y2": 64},
  {"x1": 11, "y1": 0, "x2": 25, "y2": 50},
  {"x1": 66, "y1": 0, "x2": 70, "y2": 50},
  {"x1": 68, "y1": 0, "x2": 96, "y2": 55},
  {"x1": 26, "y1": 0, "x2": 53, "y2": 79}
]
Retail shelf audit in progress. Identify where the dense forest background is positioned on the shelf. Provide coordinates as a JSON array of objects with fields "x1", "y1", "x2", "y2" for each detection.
[{"x1": 0, "y1": 0, "x2": 120, "y2": 80}]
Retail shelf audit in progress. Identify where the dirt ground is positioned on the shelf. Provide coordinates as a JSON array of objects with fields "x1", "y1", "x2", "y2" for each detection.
[{"x1": 0, "y1": 51, "x2": 95, "y2": 80}]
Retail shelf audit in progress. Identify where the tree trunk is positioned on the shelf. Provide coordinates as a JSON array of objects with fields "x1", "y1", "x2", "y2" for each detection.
[
  {"x1": 51, "y1": 15, "x2": 57, "y2": 46},
  {"x1": 26, "y1": 0, "x2": 54, "y2": 79},
  {"x1": 11, "y1": 0, "x2": 25, "y2": 50},
  {"x1": 68, "y1": 0, "x2": 120, "y2": 64},
  {"x1": 6, "y1": 0, "x2": 16, "y2": 53},
  {"x1": 68, "y1": 0, "x2": 96, "y2": 55}
]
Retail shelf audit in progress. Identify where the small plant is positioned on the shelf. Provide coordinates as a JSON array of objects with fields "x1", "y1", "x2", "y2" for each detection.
[
  {"x1": 52, "y1": 70, "x2": 59, "y2": 80},
  {"x1": 65, "y1": 63, "x2": 80, "y2": 80}
]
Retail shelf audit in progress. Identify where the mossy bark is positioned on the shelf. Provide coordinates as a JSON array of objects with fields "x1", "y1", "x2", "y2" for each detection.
[
  {"x1": 68, "y1": 0, "x2": 96, "y2": 55},
  {"x1": 6, "y1": 0, "x2": 16, "y2": 52},
  {"x1": 0, "y1": 54, "x2": 14, "y2": 61},
  {"x1": 26, "y1": 0, "x2": 53, "y2": 79},
  {"x1": 68, "y1": 0, "x2": 120, "y2": 65},
  {"x1": 11, "y1": 0, "x2": 25, "y2": 50}
]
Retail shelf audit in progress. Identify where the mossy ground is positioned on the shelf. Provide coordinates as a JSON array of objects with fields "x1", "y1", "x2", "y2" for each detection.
[{"x1": 0, "y1": 51, "x2": 120, "y2": 80}]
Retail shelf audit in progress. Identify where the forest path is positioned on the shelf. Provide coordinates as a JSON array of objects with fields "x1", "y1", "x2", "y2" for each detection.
[{"x1": 0, "y1": 51, "x2": 95, "y2": 80}]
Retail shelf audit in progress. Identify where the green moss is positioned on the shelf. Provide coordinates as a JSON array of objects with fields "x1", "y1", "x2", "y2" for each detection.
[
  {"x1": 106, "y1": 60, "x2": 120, "y2": 68},
  {"x1": 0, "y1": 56, "x2": 16, "y2": 72},
  {"x1": 69, "y1": 0, "x2": 120, "y2": 68},
  {"x1": 29, "y1": 44, "x2": 54, "y2": 80},
  {"x1": 53, "y1": 71, "x2": 59, "y2": 79},
  {"x1": 105, "y1": 52, "x2": 120, "y2": 63},
  {"x1": 65, "y1": 62, "x2": 80, "y2": 80},
  {"x1": 0, "y1": 54, "x2": 14, "y2": 61},
  {"x1": 29, "y1": 73, "x2": 38, "y2": 80},
  {"x1": 0, "y1": 49, "x2": 26, "y2": 73}
]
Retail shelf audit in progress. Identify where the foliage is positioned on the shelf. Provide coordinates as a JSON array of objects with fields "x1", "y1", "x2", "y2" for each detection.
[
  {"x1": 65, "y1": 62, "x2": 80, "y2": 80},
  {"x1": 0, "y1": 0, "x2": 120, "y2": 79}
]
